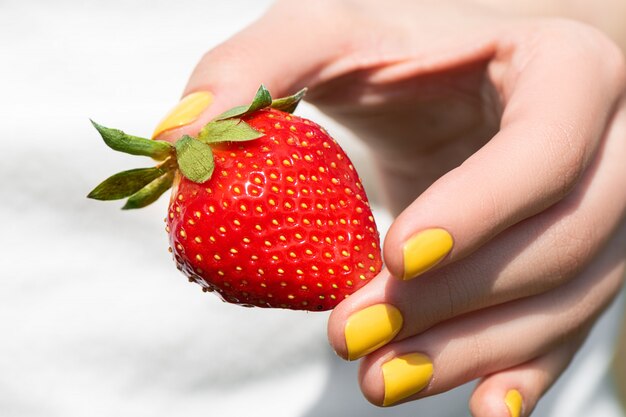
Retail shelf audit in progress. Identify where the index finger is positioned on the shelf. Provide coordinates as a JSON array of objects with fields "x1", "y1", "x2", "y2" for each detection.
[
  {"x1": 384, "y1": 20, "x2": 626, "y2": 280},
  {"x1": 151, "y1": 2, "x2": 348, "y2": 143}
]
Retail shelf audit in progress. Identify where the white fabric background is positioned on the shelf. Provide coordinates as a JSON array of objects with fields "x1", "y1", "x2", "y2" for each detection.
[{"x1": 0, "y1": 1, "x2": 623, "y2": 416}]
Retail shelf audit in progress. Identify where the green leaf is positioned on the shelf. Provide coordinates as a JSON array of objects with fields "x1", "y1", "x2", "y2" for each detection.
[
  {"x1": 175, "y1": 135, "x2": 215, "y2": 183},
  {"x1": 87, "y1": 167, "x2": 166, "y2": 200},
  {"x1": 123, "y1": 170, "x2": 175, "y2": 209},
  {"x1": 198, "y1": 118, "x2": 264, "y2": 144},
  {"x1": 213, "y1": 85, "x2": 273, "y2": 121},
  {"x1": 214, "y1": 104, "x2": 248, "y2": 121},
  {"x1": 91, "y1": 120, "x2": 173, "y2": 160},
  {"x1": 247, "y1": 85, "x2": 273, "y2": 111},
  {"x1": 271, "y1": 88, "x2": 307, "y2": 113}
]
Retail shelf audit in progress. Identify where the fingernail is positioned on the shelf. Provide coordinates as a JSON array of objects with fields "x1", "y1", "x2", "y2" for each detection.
[
  {"x1": 344, "y1": 304, "x2": 403, "y2": 360},
  {"x1": 402, "y1": 228, "x2": 453, "y2": 280},
  {"x1": 382, "y1": 352, "x2": 433, "y2": 406},
  {"x1": 505, "y1": 389, "x2": 523, "y2": 417},
  {"x1": 152, "y1": 91, "x2": 213, "y2": 138}
]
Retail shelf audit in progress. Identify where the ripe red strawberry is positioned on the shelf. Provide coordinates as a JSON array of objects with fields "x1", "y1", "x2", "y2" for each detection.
[{"x1": 89, "y1": 86, "x2": 382, "y2": 311}]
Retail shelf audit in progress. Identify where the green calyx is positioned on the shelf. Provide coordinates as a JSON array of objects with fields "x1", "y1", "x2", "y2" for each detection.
[{"x1": 88, "y1": 85, "x2": 306, "y2": 209}]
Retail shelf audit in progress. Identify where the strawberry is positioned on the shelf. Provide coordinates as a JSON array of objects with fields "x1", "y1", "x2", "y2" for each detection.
[{"x1": 89, "y1": 86, "x2": 382, "y2": 311}]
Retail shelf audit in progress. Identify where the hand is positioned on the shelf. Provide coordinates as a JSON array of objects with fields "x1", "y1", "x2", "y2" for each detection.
[{"x1": 153, "y1": 1, "x2": 626, "y2": 415}]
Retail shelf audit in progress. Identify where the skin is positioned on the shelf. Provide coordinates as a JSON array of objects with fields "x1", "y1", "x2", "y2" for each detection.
[{"x1": 155, "y1": 1, "x2": 626, "y2": 415}]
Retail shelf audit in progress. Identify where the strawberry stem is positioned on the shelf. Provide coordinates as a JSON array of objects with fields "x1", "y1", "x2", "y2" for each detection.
[{"x1": 89, "y1": 85, "x2": 307, "y2": 209}]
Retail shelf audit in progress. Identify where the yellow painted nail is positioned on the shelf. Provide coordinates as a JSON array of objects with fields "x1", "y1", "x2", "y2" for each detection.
[
  {"x1": 152, "y1": 91, "x2": 213, "y2": 138},
  {"x1": 382, "y1": 352, "x2": 433, "y2": 406},
  {"x1": 505, "y1": 389, "x2": 523, "y2": 417},
  {"x1": 402, "y1": 228, "x2": 453, "y2": 280},
  {"x1": 344, "y1": 304, "x2": 403, "y2": 360}
]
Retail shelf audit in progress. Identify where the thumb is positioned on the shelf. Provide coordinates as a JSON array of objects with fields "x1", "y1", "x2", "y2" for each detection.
[{"x1": 152, "y1": 3, "x2": 345, "y2": 143}]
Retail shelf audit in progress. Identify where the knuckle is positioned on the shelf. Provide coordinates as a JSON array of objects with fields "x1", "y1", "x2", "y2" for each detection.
[
  {"x1": 482, "y1": 185, "x2": 506, "y2": 230},
  {"x1": 545, "y1": 216, "x2": 595, "y2": 286},
  {"x1": 550, "y1": 123, "x2": 587, "y2": 199},
  {"x1": 403, "y1": 277, "x2": 451, "y2": 334},
  {"x1": 399, "y1": 266, "x2": 472, "y2": 337},
  {"x1": 437, "y1": 331, "x2": 494, "y2": 386},
  {"x1": 434, "y1": 268, "x2": 459, "y2": 319},
  {"x1": 404, "y1": 262, "x2": 487, "y2": 336},
  {"x1": 461, "y1": 333, "x2": 494, "y2": 381},
  {"x1": 437, "y1": 262, "x2": 482, "y2": 316}
]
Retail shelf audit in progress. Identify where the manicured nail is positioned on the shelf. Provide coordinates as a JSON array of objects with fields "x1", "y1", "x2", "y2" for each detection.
[
  {"x1": 402, "y1": 228, "x2": 453, "y2": 280},
  {"x1": 344, "y1": 304, "x2": 403, "y2": 360},
  {"x1": 505, "y1": 389, "x2": 522, "y2": 417},
  {"x1": 152, "y1": 91, "x2": 213, "y2": 138},
  {"x1": 382, "y1": 352, "x2": 433, "y2": 406}
]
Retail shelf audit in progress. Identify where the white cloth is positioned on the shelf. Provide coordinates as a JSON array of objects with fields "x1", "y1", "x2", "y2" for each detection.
[{"x1": 0, "y1": 1, "x2": 623, "y2": 416}]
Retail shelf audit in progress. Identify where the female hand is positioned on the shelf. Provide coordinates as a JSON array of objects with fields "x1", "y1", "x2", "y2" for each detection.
[{"x1": 153, "y1": 1, "x2": 626, "y2": 415}]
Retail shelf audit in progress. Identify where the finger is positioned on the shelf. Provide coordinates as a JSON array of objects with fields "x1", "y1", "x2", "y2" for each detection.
[
  {"x1": 469, "y1": 341, "x2": 582, "y2": 417},
  {"x1": 328, "y1": 100, "x2": 626, "y2": 359},
  {"x1": 383, "y1": 21, "x2": 626, "y2": 280},
  {"x1": 356, "y1": 221, "x2": 626, "y2": 407},
  {"x1": 151, "y1": 2, "x2": 349, "y2": 142}
]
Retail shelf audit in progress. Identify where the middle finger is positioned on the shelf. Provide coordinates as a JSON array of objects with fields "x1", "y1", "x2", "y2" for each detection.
[{"x1": 328, "y1": 103, "x2": 626, "y2": 360}]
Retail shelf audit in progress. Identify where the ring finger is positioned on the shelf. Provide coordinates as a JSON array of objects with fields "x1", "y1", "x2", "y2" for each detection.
[
  {"x1": 328, "y1": 103, "x2": 626, "y2": 360},
  {"x1": 356, "y1": 222, "x2": 626, "y2": 407}
]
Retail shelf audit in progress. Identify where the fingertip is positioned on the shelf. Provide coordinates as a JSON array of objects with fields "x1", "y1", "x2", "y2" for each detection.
[
  {"x1": 345, "y1": 303, "x2": 403, "y2": 361},
  {"x1": 504, "y1": 389, "x2": 523, "y2": 417},
  {"x1": 327, "y1": 301, "x2": 351, "y2": 360},
  {"x1": 470, "y1": 381, "x2": 515, "y2": 417},
  {"x1": 383, "y1": 221, "x2": 455, "y2": 280},
  {"x1": 382, "y1": 227, "x2": 405, "y2": 279},
  {"x1": 151, "y1": 91, "x2": 214, "y2": 141},
  {"x1": 150, "y1": 88, "x2": 256, "y2": 144},
  {"x1": 358, "y1": 352, "x2": 387, "y2": 407},
  {"x1": 327, "y1": 270, "x2": 405, "y2": 361}
]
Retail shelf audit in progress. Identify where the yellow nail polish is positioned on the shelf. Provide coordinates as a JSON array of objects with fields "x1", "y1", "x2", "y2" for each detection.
[
  {"x1": 382, "y1": 353, "x2": 433, "y2": 406},
  {"x1": 344, "y1": 304, "x2": 403, "y2": 360},
  {"x1": 505, "y1": 389, "x2": 522, "y2": 417},
  {"x1": 152, "y1": 91, "x2": 213, "y2": 138},
  {"x1": 402, "y1": 228, "x2": 453, "y2": 280}
]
